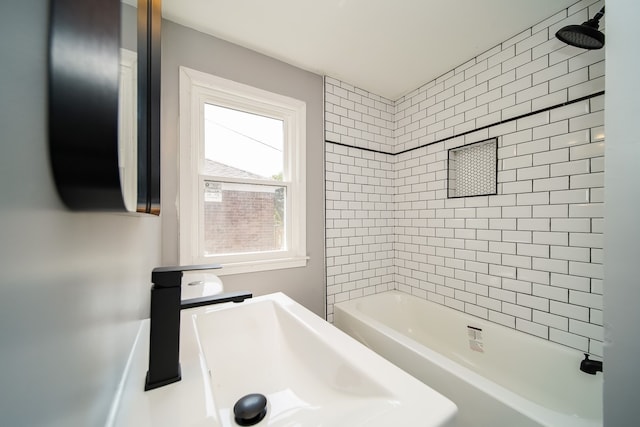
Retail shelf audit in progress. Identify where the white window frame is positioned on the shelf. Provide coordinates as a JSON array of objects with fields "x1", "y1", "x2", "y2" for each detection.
[{"x1": 178, "y1": 66, "x2": 307, "y2": 275}]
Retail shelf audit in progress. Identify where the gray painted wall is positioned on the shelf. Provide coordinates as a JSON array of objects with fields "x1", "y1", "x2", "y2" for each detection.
[
  {"x1": 160, "y1": 20, "x2": 326, "y2": 317},
  {"x1": 603, "y1": 0, "x2": 640, "y2": 423},
  {"x1": 0, "y1": 1, "x2": 161, "y2": 426}
]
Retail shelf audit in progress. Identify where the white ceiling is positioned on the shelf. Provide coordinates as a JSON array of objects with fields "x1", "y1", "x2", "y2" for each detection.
[{"x1": 162, "y1": 0, "x2": 577, "y2": 100}]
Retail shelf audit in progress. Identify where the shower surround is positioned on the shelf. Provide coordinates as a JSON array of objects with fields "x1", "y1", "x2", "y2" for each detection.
[{"x1": 325, "y1": 0, "x2": 605, "y2": 356}]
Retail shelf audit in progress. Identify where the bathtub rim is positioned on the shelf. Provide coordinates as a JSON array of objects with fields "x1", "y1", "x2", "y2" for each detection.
[{"x1": 334, "y1": 290, "x2": 603, "y2": 427}]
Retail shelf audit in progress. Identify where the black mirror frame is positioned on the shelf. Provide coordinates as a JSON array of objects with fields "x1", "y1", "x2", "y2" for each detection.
[
  {"x1": 48, "y1": 0, "x2": 161, "y2": 214},
  {"x1": 137, "y1": 0, "x2": 161, "y2": 214}
]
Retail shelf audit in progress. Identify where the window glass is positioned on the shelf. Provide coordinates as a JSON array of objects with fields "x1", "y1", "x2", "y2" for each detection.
[
  {"x1": 204, "y1": 103, "x2": 283, "y2": 179},
  {"x1": 203, "y1": 181, "x2": 286, "y2": 255}
]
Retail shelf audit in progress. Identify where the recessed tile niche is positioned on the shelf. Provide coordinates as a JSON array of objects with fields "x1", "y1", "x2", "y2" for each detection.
[{"x1": 447, "y1": 138, "x2": 497, "y2": 198}]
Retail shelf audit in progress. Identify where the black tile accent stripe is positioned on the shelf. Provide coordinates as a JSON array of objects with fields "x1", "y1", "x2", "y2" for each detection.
[
  {"x1": 325, "y1": 140, "x2": 393, "y2": 156},
  {"x1": 326, "y1": 90, "x2": 605, "y2": 157}
]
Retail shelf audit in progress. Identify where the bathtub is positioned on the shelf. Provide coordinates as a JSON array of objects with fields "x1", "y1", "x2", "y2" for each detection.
[{"x1": 334, "y1": 291, "x2": 602, "y2": 427}]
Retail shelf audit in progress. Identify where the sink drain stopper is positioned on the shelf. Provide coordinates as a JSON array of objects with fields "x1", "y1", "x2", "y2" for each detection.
[{"x1": 233, "y1": 393, "x2": 267, "y2": 426}]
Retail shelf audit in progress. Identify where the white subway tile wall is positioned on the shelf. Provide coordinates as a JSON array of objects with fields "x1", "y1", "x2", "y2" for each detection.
[
  {"x1": 325, "y1": 144, "x2": 396, "y2": 320},
  {"x1": 325, "y1": 77, "x2": 395, "y2": 153},
  {"x1": 325, "y1": 0, "x2": 604, "y2": 355}
]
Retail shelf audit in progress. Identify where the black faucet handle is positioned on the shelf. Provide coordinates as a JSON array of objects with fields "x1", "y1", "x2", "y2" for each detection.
[
  {"x1": 152, "y1": 263, "x2": 223, "y2": 273},
  {"x1": 151, "y1": 264, "x2": 222, "y2": 288}
]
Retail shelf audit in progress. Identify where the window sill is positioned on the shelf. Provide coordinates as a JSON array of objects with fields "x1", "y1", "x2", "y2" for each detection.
[{"x1": 213, "y1": 256, "x2": 309, "y2": 276}]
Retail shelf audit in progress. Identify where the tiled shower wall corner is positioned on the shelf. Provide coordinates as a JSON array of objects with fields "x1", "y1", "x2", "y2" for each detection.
[
  {"x1": 325, "y1": 79, "x2": 397, "y2": 319},
  {"x1": 325, "y1": 78, "x2": 395, "y2": 153},
  {"x1": 325, "y1": 145, "x2": 396, "y2": 314},
  {"x1": 325, "y1": 0, "x2": 605, "y2": 355}
]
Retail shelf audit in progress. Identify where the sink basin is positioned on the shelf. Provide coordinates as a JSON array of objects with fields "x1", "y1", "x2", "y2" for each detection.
[{"x1": 191, "y1": 293, "x2": 457, "y2": 426}]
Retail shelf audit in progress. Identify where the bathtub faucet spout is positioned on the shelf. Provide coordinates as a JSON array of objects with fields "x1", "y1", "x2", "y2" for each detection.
[{"x1": 580, "y1": 353, "x2": 603, "y2": 375}]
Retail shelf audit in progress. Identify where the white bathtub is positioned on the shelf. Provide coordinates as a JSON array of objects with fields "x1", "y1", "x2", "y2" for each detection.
[{"x1": 334, "y1": 291, "x2": 602, "y2": 427}]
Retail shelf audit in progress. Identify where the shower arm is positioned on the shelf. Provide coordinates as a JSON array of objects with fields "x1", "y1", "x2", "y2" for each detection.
[{"x1": 587, "y1": 7, "x2": 605, "y2": 28}]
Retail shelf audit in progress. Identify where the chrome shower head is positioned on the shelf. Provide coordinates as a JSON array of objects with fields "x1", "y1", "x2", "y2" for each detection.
[{"x1": 556, "y1": 6, "x2": 605, "y2": 50}]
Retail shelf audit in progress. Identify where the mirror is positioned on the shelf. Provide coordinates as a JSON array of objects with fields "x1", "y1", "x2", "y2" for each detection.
[{"x1": 48, "y1": 0, "x2": 161, "y2": 214}]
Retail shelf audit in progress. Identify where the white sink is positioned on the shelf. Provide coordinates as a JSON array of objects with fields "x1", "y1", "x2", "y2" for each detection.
[
  {"x1": 109, "y1": 292, "x2": 456, "y2": 426},
  {"x1": 190, "y1": 293, "x2": 457, "y2": 426}
]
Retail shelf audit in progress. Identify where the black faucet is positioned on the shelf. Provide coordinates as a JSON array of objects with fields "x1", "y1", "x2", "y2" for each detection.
[
  {"x1": 580, "y1": 353, "x2": 603, "y2": 375},
  {"x1": 144, "y1": 264, "x2": 252, "y2": 391}
]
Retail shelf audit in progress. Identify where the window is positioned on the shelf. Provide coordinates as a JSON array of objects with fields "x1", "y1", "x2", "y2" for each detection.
[{"x1": 179, "y1": 67, "x2": 307, "y2": 275}]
